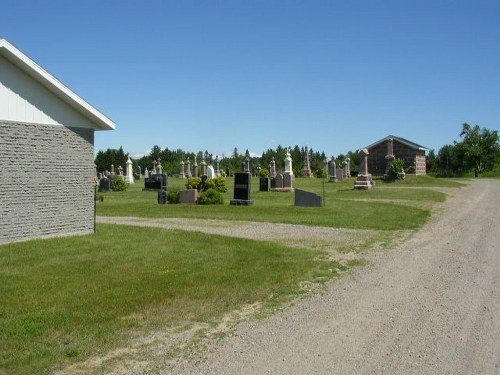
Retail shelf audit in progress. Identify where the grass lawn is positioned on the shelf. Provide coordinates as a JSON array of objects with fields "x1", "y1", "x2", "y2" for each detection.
[
  {"x1": 1, "y1": 174, "x2": 462, "y2": 373},
  {"x1": 96, "y1": 176, "x2": 451, "y2": 230},
  {"x1": 0, "y1": 224, "x2": 346, "y2": 374}
]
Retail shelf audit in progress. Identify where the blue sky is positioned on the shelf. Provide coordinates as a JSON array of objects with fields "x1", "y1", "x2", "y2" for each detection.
[{"x1": 3, "y1": 0, "x2": 499, "y2": 158}]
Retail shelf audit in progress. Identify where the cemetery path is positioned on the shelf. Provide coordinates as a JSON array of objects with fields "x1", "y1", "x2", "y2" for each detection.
[
  {"x1": 95, "y1": 179, "x2": 500, "y2": 374},
  {"x1": 152, "y1": 178, "x2": 499, "y2": 375}
]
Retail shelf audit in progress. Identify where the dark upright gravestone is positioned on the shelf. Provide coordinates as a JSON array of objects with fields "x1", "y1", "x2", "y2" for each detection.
[
  {"x1": 98, "y1": 177, "x2": 111, "y2": 192},
  {"x1": 230, "y1": 172, "x2": 254, "y2": 206},
  {"x1": 294, "y1": 189, "x2": 322, "y2": 207},
  {"x1": 143, "y1": 174, "x2": 168, "y2": 191},
  {"x1": 259, "y1": 177, "x2": 270, "y2": 192}
]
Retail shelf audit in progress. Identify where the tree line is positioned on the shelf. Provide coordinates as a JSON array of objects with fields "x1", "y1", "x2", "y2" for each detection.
[
  {"x1": 94, "y1": 144, "x2": 361, "y2": 177},
  {"x1": 427, "y1": 123, "x2": 500, "y2": 177},
  {"x1": 94, "y1": 123, "x2": 499, "y2": 178}
]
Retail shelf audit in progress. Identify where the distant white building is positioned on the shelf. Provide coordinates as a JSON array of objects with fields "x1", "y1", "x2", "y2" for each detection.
[{"x1": 0, "y1": 39, "x2": 115, "y2": 244}]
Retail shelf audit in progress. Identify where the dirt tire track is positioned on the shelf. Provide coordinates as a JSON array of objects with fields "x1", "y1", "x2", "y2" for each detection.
[{"x1": 160, "y1": 179, "x2": 500, "y2": 374}]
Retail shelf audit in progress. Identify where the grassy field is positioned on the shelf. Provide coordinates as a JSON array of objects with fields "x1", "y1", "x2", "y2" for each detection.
[
  {"x1": 0, "y1": 224, "x2": 347, "y2": 374},
  {"x1": 1, "y1": 175, "x2": 464, "y2": 374},
  {"x1": 96, "y1": 176, "x2": 458, "y2": 230}
]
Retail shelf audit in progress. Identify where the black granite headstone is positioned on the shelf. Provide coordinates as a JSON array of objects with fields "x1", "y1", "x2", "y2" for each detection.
[
  {"x1": 294, "y1": 189, "x2": 322, "y2": 207},
  {"x1": 144, "y1": 174, "x2": 168, "y2": 191},
  {"x1": 98, "y1": 178, "x2": 111, "y2": 192},
  {"x1": 230, "y1": 172, "x2": 254, "y2": 205},
  {"x1": 234, "y1": 172, "x2": 251, "y2": 200},
  {"x1": 259, "y1": 177, "x2": 270, "y2": 192}
]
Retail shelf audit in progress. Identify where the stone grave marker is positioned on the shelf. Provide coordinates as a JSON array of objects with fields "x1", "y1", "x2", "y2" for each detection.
[
  {"x1": 230, "y1": 172, "x2": 254, "y2": 205},
  {"x1": 273, "y1": 173, "x2": 284, "y2": 191},
  {"x1": 180, "y1": 189, "x2": 198, "y2": 204},
  {"x1": 295, "y1": 189, "x2": 322, "y2": 207},
  {"x1": 259, "y1": 177, "x2": 270, "y2": 192}
]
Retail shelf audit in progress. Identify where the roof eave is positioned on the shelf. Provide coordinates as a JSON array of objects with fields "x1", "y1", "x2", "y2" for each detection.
[{"x1": 0, "y1": 39, "x2": 115, "y2": 131}]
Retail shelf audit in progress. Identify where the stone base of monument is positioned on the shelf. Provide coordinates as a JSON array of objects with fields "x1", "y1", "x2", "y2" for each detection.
[
  {"x1": 354, "y1": 174, "x2": 375, "y2": 190},
  {"x1": 230, "y1": 199, "x2": 255, "y2": 206}
]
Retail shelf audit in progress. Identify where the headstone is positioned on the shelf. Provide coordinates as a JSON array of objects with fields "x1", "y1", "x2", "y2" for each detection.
[
  {"x1": 354, "y1": 148, "x2": 374, "y2": 190},
  {"x1": 259, "y1": 177, "x2": 270, "y2": 192},
  {"x1": 125, "y1": 155, "x2": 134, "y2": 184},
  {"x1": 158, "y1": 189, "x2": 167, "y2": 204},
  {"x1": 243, "y1": 157, "x2": 250, "y2": 173},
  {"x1": 230, "y1": 172, "x2": 254, "y2": 205},
  {"x1": 342, "y1": 160, "x2": 348, "y2": 179},
  {"x1": 215, "y1": 156, "x2": 220, "y2": 177},
  {"x1": 301, "y1": 146, "x2": 313, "y2": 177},
  {"x1": 295, "y1": 189, "x2": 322, "y2": 207},
  {"x1": 144, "y1": 174, "x2": 168, "y2": 191},
  {"x1": 110, "y1": 164, "x2": 115, "y2": 175},
  {"x1": 273, "y1": 173, "x2": 284, "y2": 191},
  {"x1": 179, "y1": 160, "x2": 186, "y2": 179},
  {"x1": 336, "y1": 165, "x2": 344, "y2": 181},
  {"x1": 284, "y1": 149, "x2": 293, "y2": 176},
  {"x1": 270, "y1": 157, "x2": 276, "y2": 178},
  {"x1": 200, "y1": 175, "x2": 208, "y2": 191},
  {"x1": 201, "y1": 159, "x2": 207, "y2": 176},
  {"x1": 144, "y1": 168, "x2": 149, "y2": 178},
  {"x1": 117, "y1": 165, "x2": 123, "y2": 176},
  {"x1": 283, "y1": 173, "x2": 294, "y2": 192},
  {"x1": 186, "y1": 159, "x2": 192, "y2": 178},
  {"x1": 329, "y1": 156, "x2": 337, "y2": 182},
  {"x1": 157, "y1": 158, "x2": 162, "y2": 174},
  {"x1": 270, "y1": 177, "x2": 277, "y2": 189},
  {"x1": 207, "y1": 165, "x2": 215, "y2": 178},
  {"x1": 194, "y1": 157, "x2": 199, "y2": 177},
  {"x1": 384, "y1": 137, "x2": 396, "y2": 181},
  {"x1": 98, "y1": 177, "x2": 111, "y2": 192},
  {"x1": 346, "y1": 157, "x2": 351, "y2": 178},
  {"x1": 179, "y1": 189, "x2": 198, "y2": 204}
]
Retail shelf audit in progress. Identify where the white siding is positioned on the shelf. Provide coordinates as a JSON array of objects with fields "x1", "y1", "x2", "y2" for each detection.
[{"x1": 0, "y1": 55, "x2": 96, "y2": 128}]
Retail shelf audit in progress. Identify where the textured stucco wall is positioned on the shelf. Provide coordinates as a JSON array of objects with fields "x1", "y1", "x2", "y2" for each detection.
[{"x1": 0, "y1": 121, "x2": 95, "y2": 244}]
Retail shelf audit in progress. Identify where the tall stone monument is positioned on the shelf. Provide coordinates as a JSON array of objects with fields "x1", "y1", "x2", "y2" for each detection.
[
  {"x1": 384, "y1": 137, "x2": 396, "y2": 181},
  {"x1": 179, "y1": 160, "x2": 186, "y2": 179},
  {"x1": 124, "y1": 154, "x2": 134, "y2": 184},
  {"x1": 301, "y1": 146, "x2": 313, "y2": 177},
  {"x1": 194, "y1": 157, "x2": 198, "y2": 178},
  {"x1": 329, "y1": 156, "x2": 337, "y2": 182},
  {"x1": 270, "y1": 157, "x2": 276, "y2": 178},
  {"x1": 186, "y1": 159, "x2": 192, "y2": 178},
  {"x1": 354, "y1": 148, "x2": 374, "y2": 190},
  {"x1": 284, "y1": 149, "x2": 293, "y2": 177}
]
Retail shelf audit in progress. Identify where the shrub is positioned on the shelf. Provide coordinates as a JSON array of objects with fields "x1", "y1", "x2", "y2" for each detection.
[
  {"x1": 390, "y1": 158, "x2": 406, "y2": 180},
  {"x1": 314, "y1": 169, "x2": 328, "y2": 178},
  {"x1": 167, "y1": 188, "x2": 180, "y2": 204},
  {"x1": 185, "y1": 177, "x2": 201, "y2": 190},
  {"x1": 198, "y1": 188, "x2": 224, "y2": 205},
  {"x1": 259, "y1": 168, "x2": 270, "y2": 178},
  {"x1": 111, "y1": 176, "x2": 128, "y2": 191},
  {"x1": 210, "y1": 176, "x2": 227, "y2": 192}
]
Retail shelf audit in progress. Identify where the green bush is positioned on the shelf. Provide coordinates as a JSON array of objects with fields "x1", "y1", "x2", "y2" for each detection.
[
  {"x1": 198, "y1": 188, "x2": 224, "y2": 205},
  {"x1": 185, "y1": 177, "x2": 201, "y2": 190},
  {"x1": 259, "y1": 168, "x2": 270, "y2": 178},
  {"x1": 390, "y1": 158, "x2": 405, "y2": 179},
  {"x1": 186, "y1": 176, "x2": 227, "y2": 192},
  {"x1": 111, "y1": 176, "x2": 128, "y2": 191},
  {"x1": 314, "y1": 169, "x2": 328, "y2": 178},
  {"x1": 167, "y1": 188, "x2": 180, "y2": 204},
  {"x1": 210, "y1": 176, "x2": 228, "y2": 192}
]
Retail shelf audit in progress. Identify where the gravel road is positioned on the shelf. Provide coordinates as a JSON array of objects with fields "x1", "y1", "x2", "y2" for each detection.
[{"x1": 155, "y1": 179, "x2": 500, "y2": 375}]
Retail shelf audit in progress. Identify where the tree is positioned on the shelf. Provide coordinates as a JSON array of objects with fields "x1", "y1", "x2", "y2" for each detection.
[
  {"x1": 95, "y1": 146, "x2": 127, "y2": 172},
  {"x1": 456, "y1": 123, "x2": 500, "y2": 177}
]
